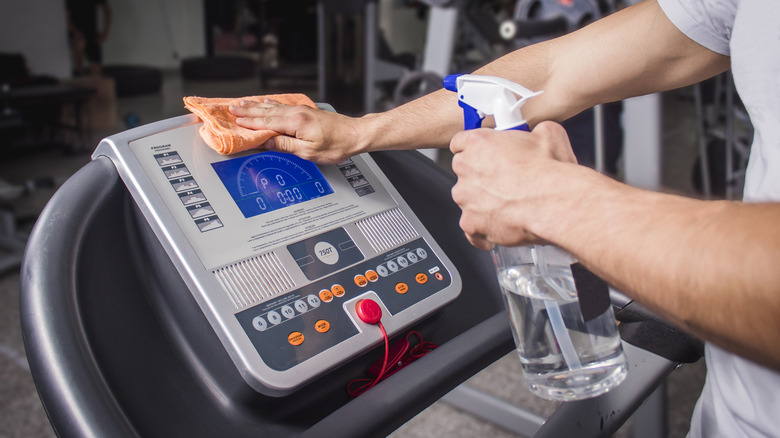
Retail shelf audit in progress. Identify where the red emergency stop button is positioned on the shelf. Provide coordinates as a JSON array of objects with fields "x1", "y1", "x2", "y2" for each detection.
[{"x1": 355, "y1": 299, "x2": 382, "y2": 325}]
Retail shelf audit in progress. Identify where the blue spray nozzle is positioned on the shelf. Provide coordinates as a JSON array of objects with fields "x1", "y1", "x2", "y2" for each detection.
[{"x1": 443, "y1": 74, "x2": 462, "y2": 93}]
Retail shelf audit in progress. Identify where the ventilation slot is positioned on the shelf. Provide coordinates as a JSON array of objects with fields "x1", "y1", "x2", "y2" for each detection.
[
  {"x1": 356, "y1": 208, "x2": 419, "y2": 253},
  {"x1": 213, "y1": 252, "x2": 295, "y2": 310}
]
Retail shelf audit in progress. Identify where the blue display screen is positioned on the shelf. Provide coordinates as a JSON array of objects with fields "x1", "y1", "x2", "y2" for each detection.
[{"x1": 211, "y1": 151, "x2": 335, "y2": 218}]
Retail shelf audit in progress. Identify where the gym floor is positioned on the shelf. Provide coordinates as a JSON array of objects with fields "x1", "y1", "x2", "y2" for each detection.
[{"x1": 0, "y1": 70, "x2": 706, "y2": 437}]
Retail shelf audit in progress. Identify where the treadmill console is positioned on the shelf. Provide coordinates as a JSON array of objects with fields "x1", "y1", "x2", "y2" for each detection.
[{"x1": 93, "y1": 114, "x2": 461, "y2": 396}]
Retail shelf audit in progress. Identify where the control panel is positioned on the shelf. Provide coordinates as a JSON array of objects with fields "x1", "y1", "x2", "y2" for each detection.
[{"x1": 94, "y1": 114, "x2": 461, "y2": 396}]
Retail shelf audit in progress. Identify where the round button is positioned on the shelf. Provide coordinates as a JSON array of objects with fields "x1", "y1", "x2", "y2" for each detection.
[
  {"x1": 307, "y1": 294, "x2": 322, "y2": 308},
  {"x1": 354, "y1": 274, "x2": 368, "y2": 287},
  {"x1": 415, "y1": 273, "x2": 428, "y2": 284},
  {"x1": 331, "y1": 284, "x2": 346, "y2": 297},
  {"x1": 314, "y1": 241, "x2": 339, "y2": 265},
  {"x1": 377, "y1": 265, "x2": 389, "y2": 277},
  {"x1": 267, "y1": 311, "x2": 282, "y2": 325},
  {"x1": 387, "y1": 261, "x2": 399, "y2": 272},
  {"x1": 416, "y1": 248, "x2": 428, "y2": 259},
  {"x1": 406, "y1": 252, "x2": 418, "y2": 263},
  {"x1": 288, "y1": 331, "x2": 305, "y2": 346},
  {"x1": 294, "y1": 299, "x2": 308, "y2": 313},
  {"x1": 252, "y1": 316, "x2": 268, "y2": 331},
  {"x1": 356, "y1": 299, "x2": 382, "y2": 324},
  {"x1": 397, "y1": 256, "x2": 409, "y2": 268},
  {"x1": 395, "y1": 282, "x2": 409, "y2": 294},
  {"x1": 315, "y1": 320, "x2": 331, "y2": 333},
  {"x1": 435, "y1": 272, "x2": 444, "y2": 281},
  {"x1": 319, "y1": 289, "x2": 334, "y2": 302},
  {"x1": 281, "y1": 305, "x2": 295, "y2": 319},
  {"x1": 365, "y1": 270, "x2": 379, "y2": 282}
]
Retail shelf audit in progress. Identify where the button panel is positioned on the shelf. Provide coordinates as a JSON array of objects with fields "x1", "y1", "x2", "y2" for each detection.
[
  {"x1": 235, "y1": 238, "x2": 453, "y2": 371},
  {"x1": 154, "y1": 151, "x2": 224, "y2": 233},
  {"x1": 337, "y1": 158, "x2": 375, "y2": 197},
  {"x1": 374, "y1": 246, "x2": 429, "y2": 279}
]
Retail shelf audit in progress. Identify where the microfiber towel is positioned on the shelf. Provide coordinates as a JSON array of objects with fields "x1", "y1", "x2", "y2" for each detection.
[{"x1": 183, "y1": 93, "x2": 317, "y2": 155}]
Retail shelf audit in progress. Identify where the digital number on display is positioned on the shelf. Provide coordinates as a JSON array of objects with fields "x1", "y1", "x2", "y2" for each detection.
[{"x1": 212, "y1": 151, "x2": 335, "y2": 218}]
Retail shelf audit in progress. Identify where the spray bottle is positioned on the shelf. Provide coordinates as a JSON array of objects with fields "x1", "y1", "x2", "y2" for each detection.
[{"x1": 444, "y1": 74, "x2": 626, "y2": 401}]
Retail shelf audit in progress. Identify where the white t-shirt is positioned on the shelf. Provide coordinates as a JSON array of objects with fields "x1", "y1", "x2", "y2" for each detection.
[{"x1": 657, "y1": 0, "x2": 780, "y2": 436}]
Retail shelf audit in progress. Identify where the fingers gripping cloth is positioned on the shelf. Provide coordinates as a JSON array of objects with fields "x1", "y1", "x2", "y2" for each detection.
[{"x1": 182, "y1": 94, "x2": 317, "y2": 155}]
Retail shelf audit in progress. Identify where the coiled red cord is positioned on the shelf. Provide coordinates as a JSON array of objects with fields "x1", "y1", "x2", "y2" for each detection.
[{"x1": 347, "y1": 329, "x2": 438, "y2": 397}]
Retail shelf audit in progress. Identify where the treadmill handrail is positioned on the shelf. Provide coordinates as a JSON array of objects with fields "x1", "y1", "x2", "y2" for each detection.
[{"x1": 21, "y1": 157, "x2": 139, "y2": 438}]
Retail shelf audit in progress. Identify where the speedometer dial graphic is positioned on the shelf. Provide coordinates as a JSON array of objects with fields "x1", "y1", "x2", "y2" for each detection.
[{"x1": 212, "y1": 151, "x2": 334, "y2": 218}]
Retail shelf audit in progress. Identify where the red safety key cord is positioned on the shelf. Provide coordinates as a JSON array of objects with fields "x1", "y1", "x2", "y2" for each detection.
[{"x1": 347, "y1": 299, "x2": 390, "y2": 397}]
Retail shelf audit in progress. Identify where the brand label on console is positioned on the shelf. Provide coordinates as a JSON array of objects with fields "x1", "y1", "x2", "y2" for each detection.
[
  {"x1": 314, "y1": 241, "x2": 339, "y2": 265},
  {"x1": 288, "y1": 227, "x2": 364, "y2": 281}
]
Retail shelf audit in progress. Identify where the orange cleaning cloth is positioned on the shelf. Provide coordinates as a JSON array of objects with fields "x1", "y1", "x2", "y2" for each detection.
[{"x1": 183, "y1": 93, "x2": 317, "y2": 155}]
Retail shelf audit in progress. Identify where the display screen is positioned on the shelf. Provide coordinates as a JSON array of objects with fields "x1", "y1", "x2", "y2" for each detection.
[{"x1": 211, "y1": 151, "x2": 335, "y2": 218}]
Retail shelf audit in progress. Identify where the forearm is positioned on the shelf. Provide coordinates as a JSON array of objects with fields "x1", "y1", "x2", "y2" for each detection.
[
  {"x1": 540, "y1": 168, "x2": 780, "y2": 370},
  {"x1": 484, "y1": 0, "x2": 728, "y2": 126},
  {"x1": 358, "y1": 88, "x2": 462, "y2": 151},
  {"x1": 357, "y1": 0, "x2": 728, "y2": 153},
  {"x1": 558, "y1": 2, "x2": 696, "y2": 102}
]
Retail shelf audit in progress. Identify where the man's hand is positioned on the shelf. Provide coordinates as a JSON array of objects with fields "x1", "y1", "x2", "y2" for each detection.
[
  {"x1": 230, "y1": 99, "x2": 366, "y2": 165},
  {"x1": 449, "y1": 121, "x2": 579, "y2": 250}
]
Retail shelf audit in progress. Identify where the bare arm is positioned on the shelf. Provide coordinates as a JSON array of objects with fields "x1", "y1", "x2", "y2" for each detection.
[
  {"x1": 450, "y1": 125, "x2": 780, "y2": 371},
  {"x1": 500, "y1": 0, "x2": 730, "y2": 125},
  {"x1": 230, "y1": 0, "x2": 728, "y2": 162}
]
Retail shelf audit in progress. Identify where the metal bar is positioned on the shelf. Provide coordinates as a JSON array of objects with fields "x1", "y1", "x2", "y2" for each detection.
[
  {"x1": 364, "y1": 0, "x2": 377, "y2": 113},
  {"x1": 317, "y1": 0, "x2": 326, "y2": 102},
  {"x1": 535, "y1": 342, "x2": 676, "y2": 438},
  {"x1": 693, "y1": 83, "x2": 712, "y2": 197},
  {"x1": 725, "y1": 72, "x2": 735, "y2": 200},
  {"x1": 442, "y1": 384, "x2": 545, "y2": 437},
  {"x1": 623, "y1": 94, "x2": 662, "y2": 191},
  {"x1": 594, "y1": 104, "x2": 605, "y2": 174}
]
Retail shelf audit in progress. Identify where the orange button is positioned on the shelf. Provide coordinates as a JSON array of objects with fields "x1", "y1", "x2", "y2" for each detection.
[
  {"x1": 315, "y1": 320, "x2": 331, "y2": 333},
  {"x1": 415, "y1": 273, "x2": 428, "y2": 284},
  {"x1": 288, "y1": 331, "x2": 304, "y2": 346},
  {"x1": 365, "y1": 270, "x2": 379, "y2": 282},
  {"x1": 395, "y1": 282, "x2": 409, "y2": 294},
  {"x1": 435, "y1": 272, "x2": 444, "y2": 281},
  {"x1": 319, "y1": 289, "x2": 334, "y2": 302},
  {"x1": 331, "y1": 284, "x2": 346, "y2": 297},
  {"x1": 354, "y1": 274, "x2": 368, "y2": 287}
]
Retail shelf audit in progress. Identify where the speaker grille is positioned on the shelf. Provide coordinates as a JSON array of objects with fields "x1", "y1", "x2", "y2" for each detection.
[
  {"x1": 213, "y1": 252, "x2": 295, "y2": 310},
  {"x1": 356, "y1": 208, "x2": 419, "y2": 253}
]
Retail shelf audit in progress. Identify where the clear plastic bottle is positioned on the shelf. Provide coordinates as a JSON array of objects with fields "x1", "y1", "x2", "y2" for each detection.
[{"x1": 494, "y1": 245, "x2": 627, "y2": 401}]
